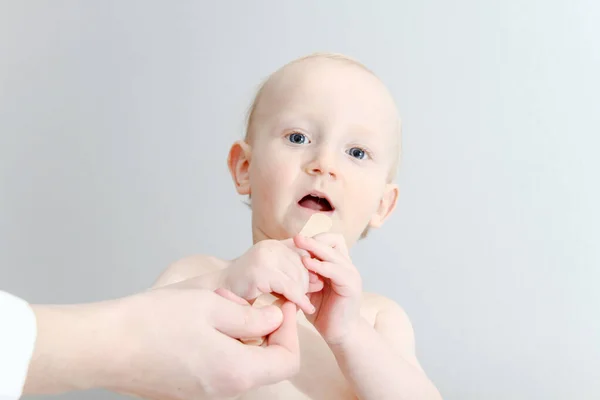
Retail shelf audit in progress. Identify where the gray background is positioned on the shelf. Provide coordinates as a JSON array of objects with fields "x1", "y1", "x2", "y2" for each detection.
[{"x1": 1, "y1": 1, "x2": 598, "y2": 399}]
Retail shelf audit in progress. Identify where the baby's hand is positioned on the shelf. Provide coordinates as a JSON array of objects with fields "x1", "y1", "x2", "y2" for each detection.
[
  {"x1": 294, "y1": 233, "x2": 363, "y2": 345},
  {"x1": 223, "y1": 239, "x2": 323, "y2": 315}
]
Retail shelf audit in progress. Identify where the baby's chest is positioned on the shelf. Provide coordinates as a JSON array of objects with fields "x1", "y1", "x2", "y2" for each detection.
[
  {"x1": 239, "y1": 324, "x2": 352, "y2": 400},
  {"x1": 239, "y1": 309, "x2": 377, "y2": 400}
]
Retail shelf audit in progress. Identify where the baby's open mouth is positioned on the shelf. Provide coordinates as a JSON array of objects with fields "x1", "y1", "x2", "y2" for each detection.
[{"x1": 298, "y1": 194, "x2": 334, "y2": 212}]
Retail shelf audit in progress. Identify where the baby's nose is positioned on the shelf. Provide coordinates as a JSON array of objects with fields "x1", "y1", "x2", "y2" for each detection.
[
  {"x1": 308, "y1": 163, "x2": 337, "y2": 178},
  {"x1": 305, "y1": 153, "x2": 338, "y2": 178}
]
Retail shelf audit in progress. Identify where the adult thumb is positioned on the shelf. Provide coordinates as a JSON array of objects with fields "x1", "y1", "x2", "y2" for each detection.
[{"x1": 213, "y1": 295, "x2": 283, "y2": 339}]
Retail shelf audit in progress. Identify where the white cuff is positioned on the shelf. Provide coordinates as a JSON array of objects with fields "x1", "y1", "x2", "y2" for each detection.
[{"x1": 0, "y1": 291, "x2": 37, "y2": 400}]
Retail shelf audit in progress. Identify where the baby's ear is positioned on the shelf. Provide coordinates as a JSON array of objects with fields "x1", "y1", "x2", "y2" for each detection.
[
  {"x1": 227, "y1": 140, "x2": 252, "y2": 195},
  {"x1": 369, "y1": 183, "x2": 399, "y2": 228}
]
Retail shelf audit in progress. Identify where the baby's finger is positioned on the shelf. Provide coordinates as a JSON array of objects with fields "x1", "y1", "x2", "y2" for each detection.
[
  {"x1": 302, "y1": 256, "x2": 360, "y2": 294},
  {"x1": 308, "y1": 278, "x2": 324, "y2": 293},
  {"x1": 302, "y1": 257, "x2": 340, "y2": 281},
  {"x1": 312, "y1": 233, "x2": 350, "y2": 257},
  {"x1": 307, "y1": 271, "x2": 324, "y2": 292},
  {"x1": 294, "y1": 235, "x2": 345, "y2": 264},
  {"x1": 281, "y1": 249, "x2": 310, "y2": 291},
  {"x1": 281, "y1": 238, "x2": 311, "y2": 257},
  {"x1": 270, "y1": 279, "x2": 315, "y2": 314}
]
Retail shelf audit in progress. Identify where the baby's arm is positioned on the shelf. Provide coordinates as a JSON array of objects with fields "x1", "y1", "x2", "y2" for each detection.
[
  {"x1": 152, "y1": 254, "x2": 228, "y2": 289},
  {"x1": 153, "y1": 242, "x2": 320, "y2": 314},
  {"x1": 329, "y1": 297, "x2": 442, "y2": 400},
  {"x1": 294, "y1": 234, "x2": 441, "y2": 399}
]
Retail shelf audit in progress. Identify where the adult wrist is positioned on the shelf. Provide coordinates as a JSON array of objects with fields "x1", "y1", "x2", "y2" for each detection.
[{"x1": 24, "y1": 299, "x2": 130, "y2": 394}]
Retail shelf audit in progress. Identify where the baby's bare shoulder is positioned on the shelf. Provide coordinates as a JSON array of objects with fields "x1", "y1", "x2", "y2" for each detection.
[
  {"x1": 361, "y1": 291, "x2": 405, "y2": 313},
  {"x1": 361, "y1": 292, "x2": 422, "y2": 369},
  {"x1": 361, "y1": 292, "x2": 413, "y2": 331},
  {"x1": 153, "y1": 254, "x2": 229, "y2": 288}
]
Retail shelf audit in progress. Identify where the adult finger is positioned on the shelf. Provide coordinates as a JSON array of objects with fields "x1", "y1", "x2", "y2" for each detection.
[
  {"x1": 212, "y1": 295, "x2": 283, "y2": 339},
  {"x1": 240, "y1": 301, "x2": 301, "y2": 386},
  {"x1": 214, "y1": 287, "x2": 250, "y2": 306}
]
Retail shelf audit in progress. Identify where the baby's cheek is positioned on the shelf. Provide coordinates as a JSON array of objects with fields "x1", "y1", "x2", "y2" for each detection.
[
  {"x1": 266, "y1": 155, "x2": 297, "y2": 182},
  {"x1": 348, "y1": 180, "x2": 384, "y2": 217},
  {"x1": 251, "y1": 156, "x2": 295, "y2": 198}
]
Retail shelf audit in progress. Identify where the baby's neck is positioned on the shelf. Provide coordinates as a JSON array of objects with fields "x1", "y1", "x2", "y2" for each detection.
[
  {"x1": 251, "y1": 226, "x2": 267, "y2": 245},
  {"x1": 251, "y1": 225, "x2": 291, "y2": 244}
]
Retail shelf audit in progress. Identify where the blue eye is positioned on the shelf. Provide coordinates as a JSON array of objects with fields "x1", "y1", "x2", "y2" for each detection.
[
  {"x1": 288, "y1": 132, "x2": 308, "y2": 144},
  {"x1": 348, "y1": 147, "x2": 366, "y2": 159}
]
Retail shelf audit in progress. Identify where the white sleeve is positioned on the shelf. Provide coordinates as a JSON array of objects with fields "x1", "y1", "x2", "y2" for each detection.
[{"x1": 0, "y1": 291, "x2": 37, "y2": 400}]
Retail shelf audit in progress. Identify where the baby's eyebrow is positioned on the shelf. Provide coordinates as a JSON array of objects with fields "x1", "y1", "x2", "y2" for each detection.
[
  {"x1": 269, "y1": 113, "x2": 318, "y2": 131},
  {"x1": 345, "y1": 123, "x2": 380, "y2": 137}
]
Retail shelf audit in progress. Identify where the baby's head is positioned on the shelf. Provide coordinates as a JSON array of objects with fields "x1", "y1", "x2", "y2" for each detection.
[{"x1": 227, "y1": 53, "x2": 401, "y2": 247}]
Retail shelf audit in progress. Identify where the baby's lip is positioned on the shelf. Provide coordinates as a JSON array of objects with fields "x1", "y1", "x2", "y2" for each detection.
[{"x1": 297, "y1": 190, "x2": 335, "y2": 212}]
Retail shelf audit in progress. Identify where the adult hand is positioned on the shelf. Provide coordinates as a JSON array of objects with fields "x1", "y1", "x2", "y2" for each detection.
[{"x1": 24, "y1": 279, "x2": 300, "y2": 400}]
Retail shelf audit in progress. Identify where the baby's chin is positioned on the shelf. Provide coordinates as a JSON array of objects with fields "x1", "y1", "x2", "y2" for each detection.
[{"x1": 255, "y1": 219, "x2": 304, "y2": 241}]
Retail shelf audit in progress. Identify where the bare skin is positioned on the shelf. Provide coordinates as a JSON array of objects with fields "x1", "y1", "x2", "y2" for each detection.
[
  {"x1": 154, "y1": 253, "x2": 441, "y2": 400},
  {"x1": 153, "y1": 55, "x2": 442, "y2": 399},
  {"x1": 22, "y1": 279, "x2": 301, "y2": 400}
]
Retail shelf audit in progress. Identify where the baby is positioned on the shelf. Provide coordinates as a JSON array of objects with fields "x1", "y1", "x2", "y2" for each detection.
[{"x1": 155, "y1": 53, "x2": 442, "y2": 399}]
